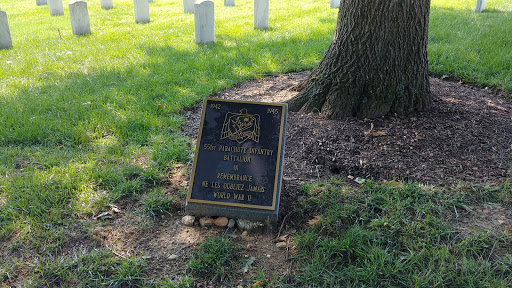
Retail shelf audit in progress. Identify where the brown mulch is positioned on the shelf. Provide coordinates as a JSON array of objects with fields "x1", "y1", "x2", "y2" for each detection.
[{"x1": 181, "y1": 71, "x2": 512, "y2": 220}]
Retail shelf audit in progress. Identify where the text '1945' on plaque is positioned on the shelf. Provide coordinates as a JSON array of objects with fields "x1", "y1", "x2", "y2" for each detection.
[{"x1": 186, "y1": 98, "x2": 287, "y2": 221}]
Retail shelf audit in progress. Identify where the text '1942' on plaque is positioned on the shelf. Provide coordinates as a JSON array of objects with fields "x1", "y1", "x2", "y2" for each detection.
[{"x1": 186, "y1": 98, "x2": 287, "y2": 222}]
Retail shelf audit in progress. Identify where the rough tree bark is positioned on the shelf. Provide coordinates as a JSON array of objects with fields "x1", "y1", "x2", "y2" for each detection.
[{"x1": 288, "y1": 0, "x2": 432, "y2": 118}]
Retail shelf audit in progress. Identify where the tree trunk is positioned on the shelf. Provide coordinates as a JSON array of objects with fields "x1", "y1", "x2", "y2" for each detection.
[{"x1": 288, "y1": 0, "x2": 432, "y2": 118}]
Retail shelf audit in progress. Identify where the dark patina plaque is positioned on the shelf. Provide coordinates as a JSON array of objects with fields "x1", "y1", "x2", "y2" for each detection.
[{"x1": 186, "y1": 98, "x2": 287, "y2": 221}]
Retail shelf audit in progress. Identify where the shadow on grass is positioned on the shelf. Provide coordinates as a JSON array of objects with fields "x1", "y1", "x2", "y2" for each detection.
[
  {"x1": 0, "y1": 32, "x2": 332, "y2": 147},
  {"x1": 428, "y1": 6, "x2": 512, "y2": 91},
  {"x1": 0, "y1": 26, "x2": 334, "y2": 254}
]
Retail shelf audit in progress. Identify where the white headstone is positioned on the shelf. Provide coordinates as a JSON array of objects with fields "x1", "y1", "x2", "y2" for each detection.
[
  {"x1": 100, "y1": 0, "x2": 113, "y2": 9},
  {"x1": 224, "y1": 0, "x2": 234, "y2": 7},
  {"x1": 254, "y1": 0, "x2": 268, "y2": 30},
  {"x1": 36, "y1": 0, "x2": 48, "y2": 6},
  {"x1": 184, "y1": 0, "x2": 195, "y2": 14},
  {"x1": 48, "y1": 0, "x2": 64, "y2": 16},
  {"x1": 194, "y1": 0, "x2": 214, "y2": 44},
  {"x1": 330, "y1": 0, "x2": 340, "y2": 9},
  {"x1": 475, "y1": 0, "x2": 485, "y2": 12},
  {"x1": 69, "y1": 0, "x2": 90, "y2": 36},
  {"x1": 0, "y1": 10, "x2": 13, "y2": 50},
  {"x1": 134, "y1": 0, "x2": 150, "y2": 23}
]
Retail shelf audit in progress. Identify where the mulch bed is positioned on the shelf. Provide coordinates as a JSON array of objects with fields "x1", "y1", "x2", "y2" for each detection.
[{"x1": 181, "y1": 71, "x2": 512, "y2": 220}]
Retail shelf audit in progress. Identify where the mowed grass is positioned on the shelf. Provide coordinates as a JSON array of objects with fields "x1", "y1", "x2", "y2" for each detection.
[
  {"x1": 0, "y1": 0, "x2": 334, "y2": 146},
  {"x1": 0, "y1": 0, "x2": 511, "y2": 286},
  {"x1": 290, "y1": 179, "x2": 512, "y2": 287},
  {"x1": 429, "y1": 0, "x2": 512, "y2": 91},
  {"x1": 0, "y1": 0, "x2": 335, "y2": 230},
  {"x1": 1, "y1": 0, "x2": 335, "y2": 286}
]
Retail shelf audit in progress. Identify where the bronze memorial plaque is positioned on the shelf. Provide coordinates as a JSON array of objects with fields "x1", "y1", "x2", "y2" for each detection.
[{"x1": 186, "y1": 98, "x2": 287, "y2": 221}]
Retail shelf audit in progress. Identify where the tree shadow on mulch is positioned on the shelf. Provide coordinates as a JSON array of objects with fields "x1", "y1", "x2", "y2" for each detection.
[{"x1": 181, "y1": 71, "x2": 512, "y2": 223}]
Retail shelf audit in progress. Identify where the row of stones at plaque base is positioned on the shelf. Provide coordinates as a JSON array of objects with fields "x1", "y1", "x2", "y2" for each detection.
[
  {"x1": 181, "y1": 215, "x2": 292, "y2": 250},
  {"x1": 182, "y1": 215, "x2": 263, "y2": 231}
]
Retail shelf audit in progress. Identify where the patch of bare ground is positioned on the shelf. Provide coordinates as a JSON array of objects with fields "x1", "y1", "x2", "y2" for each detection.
[{"x1": 90, "y1": 209, "x2": 292, "y2": 286}]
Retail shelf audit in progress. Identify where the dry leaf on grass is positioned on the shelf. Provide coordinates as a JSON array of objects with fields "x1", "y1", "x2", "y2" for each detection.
[
  {"x1": 382, "y1": 180, "x2": 401, "y2": 187},
  {"x1": 93, "y1": 211, "x2": 113, "y2": 220},
  {"x1": 307, "y1": 215, "x2": 322, "y2": 226}
]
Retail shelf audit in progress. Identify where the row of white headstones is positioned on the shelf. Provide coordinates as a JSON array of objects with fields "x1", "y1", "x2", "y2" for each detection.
[{"x1": 0, "y1": 0, "x2": 487, "y2": 50}]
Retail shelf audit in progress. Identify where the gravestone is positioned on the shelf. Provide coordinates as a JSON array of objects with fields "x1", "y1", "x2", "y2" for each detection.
[
  {"x1": 36, "y1": 0, "x2": 48, "y2": 6},
  {"x1": 48, "y1": 0, "x2": 64, "y2": 16},
  {"x1": 184, "y1": 0, "x2": 195, "y2": 14},
  {"x1": 194, "y1": 0, "x2": 214, "y2": 44},
  {"x1": 0, "y1": 10, "x2": 12, "y2": 50},
  {"x1": 254, "y1": 0, "x2": 269, "y2": 30},
  {"x1": 186, "y1": 98, "x2": 287, "y2": 222},
  {"x1": 100, "y1": 0, "x2": 113, "y2": 9},
  {"x1": 475, "y1": 0, "x2": 485, "y2": 12},
  {"x1": 134, "y1": 0, "x2": 150, "y2": 23},
  {"x1": 224, "y1": 0, "x2": 234, "y2": 7},
  {"x1": 330, "y1": 0, "x2": 340, "y2": 9},
  {"x1": 69, "y1": 1, "x2": 90, "y2": 36}
]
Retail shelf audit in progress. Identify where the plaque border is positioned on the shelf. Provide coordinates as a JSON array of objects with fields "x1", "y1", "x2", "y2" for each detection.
[{"x1": 186, "y1": 98, "x2": 286, "y2": 211}]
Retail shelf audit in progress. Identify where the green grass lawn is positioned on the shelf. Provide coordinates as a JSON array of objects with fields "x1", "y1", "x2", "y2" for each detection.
[
  {"x1": 1, "y1": 0, "x2": 511, "y2": 286},
  {"x1": 429, "y1": 0, "x2": 512, "y2": 90}
]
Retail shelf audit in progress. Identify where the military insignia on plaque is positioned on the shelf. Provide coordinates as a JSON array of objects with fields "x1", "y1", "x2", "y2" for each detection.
[{"x1": 220, "y1": 108, "x2": 260, "y2": 144}]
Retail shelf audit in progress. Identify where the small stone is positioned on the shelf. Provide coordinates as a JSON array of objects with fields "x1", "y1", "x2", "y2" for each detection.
[
  {"x1": 214, "y1": 217, "x2": 229, "y2": 227},
  {"x1": 181, "y1": 215, "x2": 195, "y2": 226},
  {"x1": 276, "y1": 242, "x2": 288, "y2": 250},
  {"x1": 168, "y1": 254, "x2": 179, "y2": 260},
  {"x1": 228, "y1": 219, "x2": 236, "y2": 228},
  {"x1": 277, "y1": 235, "x2": 288, "y2": 242},
  {"x1": 93, "y1": 211, "x2": 113, "y2": 220},
  {"x1": 199, "y1": 217, "x2": 215, "y2": 226},
  {"x1": 242, "y1": 230, "x2": 249, "y2": 237},
  {"x1": 246, "y1": 243, "x2": 256, "y2": 250},
  {"x1": 237, "y1": 219, "x2": 264, "y2": 231},
  {"x1": 245, "y1": 236, "x2": 255, "y2": 242}
]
